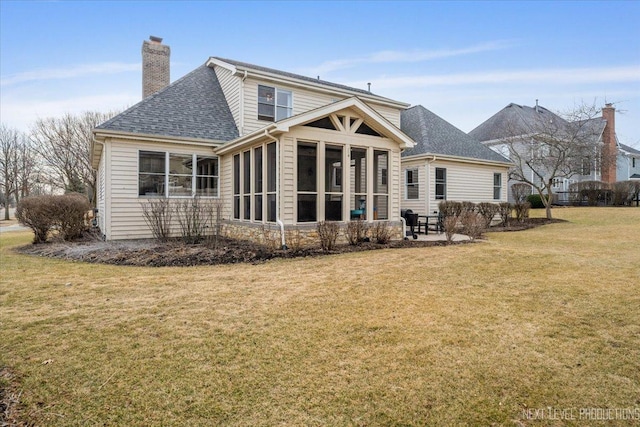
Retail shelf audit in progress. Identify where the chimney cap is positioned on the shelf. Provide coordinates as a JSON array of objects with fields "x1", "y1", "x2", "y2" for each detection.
[
  {"x1": 149, "y1": 35, "x2": 163, "y2": 43},
  {"x1": 604, "y1": 102, "x2": 614, "y2": 108}
]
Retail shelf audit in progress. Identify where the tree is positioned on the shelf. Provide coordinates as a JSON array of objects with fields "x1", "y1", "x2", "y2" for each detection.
[
  {"x1": 29, "y1": 111, "x2": 117, "y2": 204},
  {"x1": 495, "y1": 102, "x2": 613, "y2": 219},
  {"x1": 0, "y1": 125, "x2": 41, "y2": 220}
]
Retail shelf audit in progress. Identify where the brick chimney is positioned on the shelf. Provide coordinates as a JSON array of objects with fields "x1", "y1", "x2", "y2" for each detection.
[
  {"x1": 601, "y1": 103, "x2": 617, "y2": 183},
  {"x1": 142, "y1": 36, "x2": 170, "y2": 99}
]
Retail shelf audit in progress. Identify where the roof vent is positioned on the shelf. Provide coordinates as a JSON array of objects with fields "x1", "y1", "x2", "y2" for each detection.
[{"x1": 367, "y1": 82, "x2": 371, "y2": 92}]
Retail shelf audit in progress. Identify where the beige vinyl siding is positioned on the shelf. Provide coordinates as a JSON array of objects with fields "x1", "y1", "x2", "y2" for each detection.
[
  {"x1": 107, "y1": 139, "x2": 218, "y2": 240},
  {"x1": 281, "y1": 136, "x2": 295, "y2": 223},
  {"x1": 214, "y1": 66, "x2": 241, "y2": 131},
  {"x1": 242, "y1": 77, "x2": 403, "y2": 135},
  {"x1": 219, "y1": 153, "x2": 233, "y2": 218},
  {"x1": 426, "y1": 160, "x2": 509, "y2": 213},
  {"x1": 400, "y1": 160, "x2": 428, "y2": 214}
]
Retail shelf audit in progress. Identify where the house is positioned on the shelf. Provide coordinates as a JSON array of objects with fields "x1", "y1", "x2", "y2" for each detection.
[
  {"x1": 400, "y1": 105, "x2": 511, "y2": 216},
  {"x1": 92, "y1": 37, "x2": 510, "y2": 243},
  {"x1": 618, "y1": 143, "x2": 640, "y2": 181},
  {"x1": 468, "y1": 102, "x2": 630, "y2": 203}
]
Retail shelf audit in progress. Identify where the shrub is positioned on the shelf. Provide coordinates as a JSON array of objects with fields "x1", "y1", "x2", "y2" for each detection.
[
  {"x1": 460, "y1": 201, "x2": 477, "y2": 214},
  {"x1": 477, "y1": 202, "x2": 500, "y2": 227},
  {"x1": 527, "y1": 194, "x2": 546, "y2": 209},
  {"x1": 55, "y1": 193, "x2": 91, "y2": 240},
  {"x1": 511, "y1": 183, "x2": 532, "y2": 204},
  {"x1": 141, "y1": 198, "x2": 173, "y2": 242},
  {"x1": 574, "y1": 180, "x2": 609, "y2": 206},
  {"x1": 285, "y1": 229, "x2": 304, "y2": 253},
  {"x1": 345, "y1": 219, "x2": 368, "y2": 245},
  {"x1": 443, "y1": 215, "x2": 458, "y2": 244},
  {"x1": 514, "y1": 202, "x2": 531, "y2": 223},
  {"x1": 438, "y1": 201, "x2": 462, "y2": 219},
  {"x1": 174, "y1": 197, "x2": 211, "y2": 244},
  {"x1": 370, "y1": 222, "x2": 392, "y2": 244},
  {"x1": 498, "y1": 202, "x2": 512, "y2": 227},
  {"x1": 611, "y1": 181, "x2": 633, "y2": 206},
  {"x1": 16, "y1": 194, "x2": 91, "y2": 243},
  {"x1": 460, "y1": 211, "x2": 484, "y2": 241},
  {"x1": 317, "y1": 221, "x2": 339, "y2": 252},
  {"x1": 16, "y1": 195, "x2": 56, "y2": 243}
]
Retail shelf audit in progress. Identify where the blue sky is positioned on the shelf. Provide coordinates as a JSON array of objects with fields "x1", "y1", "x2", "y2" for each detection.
[{"x1": 1, "y1": 1, "x2": 639, "y2": 146}]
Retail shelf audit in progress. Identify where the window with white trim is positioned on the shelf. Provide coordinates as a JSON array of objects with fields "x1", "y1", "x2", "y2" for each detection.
[
  {"x1": 493, "y1": 173, "x2": 502, "y2": 200},
  {"x1": 258, "y1": 85, "x2": 292, "y2": 121},
  {"x1": 406, "y1": 168, "x2": 419, "y2": 199},
  {"x1": 139, "y1": 151, "x2": 218, "y2": 198},
  {"x1": 435, "y1": 167, "x2": 446, "y2": 200}
]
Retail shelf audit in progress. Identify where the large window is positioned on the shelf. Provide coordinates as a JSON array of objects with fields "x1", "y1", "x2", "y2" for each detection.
[
  {"x1": 139, "y1": 151, "x2": 218, "y2": 198},
  {"x1": 350, "y1": 147, "x2": 367, "y2": 220},
  {"x1": 324, "y1": 145, "x2": 343, "y2": 221},
  {"x1": 373, "y1": 150, "x2": 388, "y2": 220},
  {"x1": 493, "y1": 173, "x2": 502, "y2": 200},
  {"x1": 435, "y1": 167, "x2": 446, "y2": 200},
  {"x1": 406, "y1": 168, "x2": 419, "y2": 200},
  {"x1": 231, "y1": 142, "x2": 278, "y2": 223},
  {"x1": 258, "y1": 85, "x2": 292, "y2": 122},
  {"x1": 297, "y1": 142, "x2": 317, "y2": 222}
]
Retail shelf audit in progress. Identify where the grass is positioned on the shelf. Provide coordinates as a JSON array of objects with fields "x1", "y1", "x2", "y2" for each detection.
[{"x1": 1, "y1": 207, "x2": 639, "y2": 426}]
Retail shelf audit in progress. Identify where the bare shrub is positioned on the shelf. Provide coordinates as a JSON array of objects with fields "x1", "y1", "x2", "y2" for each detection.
[
  {"x1": 514, "y1": 201, "x2": 531, "y2": 222},
  {"x1": 460, "y1": 201, "x2": 477, "y2": 214},
  {"x1": 370, "y1": 222, "x2": 392, "y2": 244},
  {"x1": 345, "y1": 219, "x2": 368, "y2": 245},
  {"x1": 317, "y1": 221, "x2": 339, "y2": 252},
  {"x1": 438, "y1": 201, "x2": 463, "y2": 219},
  {"x1": 498, "y1": 202, "x2": 512, "y2": 227},
  {"x1": 512, "y1": 183, "x2": 532, "y2": 204},
  {"x1": 205, "y1": 199, "x2": 225, "y2": 249},
  {"x1": 460, "y1": 211, "x2": 484, "y2": 241},
  {"x1": 443, "y1": 215, "x2": 458, "y2": 244},
  {"x1": 611, "y1": 181, "x2": 633, "y2": 206},
  {"x1": 16, "y1": 195, "x2": 56, "y2": 243},
  {"x1": 141, "y1": 198, "x2": 173, "y2": 242},
  {"x1": 477, "y1": 202, "x2": 500, "y2": 228},
  {"x1": 261, "y1": 225, "x2": 280, "y2": 250},
  {"x1": 55, "y1": 193, "x2": 91, "y2": 240},
  {"x1": 285, "y1": 229, "x2": 304, "y2": 253},
  {"x1": 175, "y1": 197, "x2": 211, "y2": 244},
  {"x1": 575, "y1": 180, "x2": 609, "y2": 206}
]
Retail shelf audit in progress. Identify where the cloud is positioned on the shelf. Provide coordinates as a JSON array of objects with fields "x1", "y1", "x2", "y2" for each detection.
[
  {"x1": 300, "y1": 40, "x2": 515, "y2": 75},
  {"x1": 346, "y1": 65, "x2": 640, "y2": 90},
  {"x1": 1, "y1": 62, "x2": 140, "y2": 86}
]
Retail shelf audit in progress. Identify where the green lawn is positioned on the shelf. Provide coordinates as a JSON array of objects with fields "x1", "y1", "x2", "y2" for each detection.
[{"x1": 1, "y1": 207, "x2": 639, "y2": 426}]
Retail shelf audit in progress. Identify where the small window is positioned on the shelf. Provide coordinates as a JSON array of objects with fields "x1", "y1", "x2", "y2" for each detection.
[
  {"x1": 633, "y1": 158, "x2": 636, "y2": 168},
  {"x1": 406, "y1": 168, "x2": 419, "y2": 199},
  {"x1": 493, "y1": 173, "x2": 502, "y2": 200},
  {"x1": 139, "y1": 151, "x2": 165, "y2": 196},
  {"x1": 435, "y1": 168, "x2": 446, "y2": 200},
  {"x1": 258, "y1": 85, "x2": 292, "y2": 121},
  {"x1": 195, "y1": 156, "x2": 219, "y2": 197}
]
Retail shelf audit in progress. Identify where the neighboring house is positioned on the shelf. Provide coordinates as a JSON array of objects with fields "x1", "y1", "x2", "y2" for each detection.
[
  {"x1": 469, "y1": 102, "x2": 625, "y2": 203},
  {"x1": 618, "y1": 143, "x2": 640, "y2": 181},
  {"x1": 92, "y1": 37, "x2": 509, "y2": 242},
  {"x1": 400, "y1": 106, "x2": 511, "y2": 216}
]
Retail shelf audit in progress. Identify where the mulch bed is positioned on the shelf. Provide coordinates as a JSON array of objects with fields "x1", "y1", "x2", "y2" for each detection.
[{"x1": 14, "y1": 218, "x2": 564, "y2": 267}]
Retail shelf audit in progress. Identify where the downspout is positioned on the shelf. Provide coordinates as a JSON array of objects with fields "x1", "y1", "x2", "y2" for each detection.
[
  {"x1": 263, "y1": 129, "x2": 287, "y2": 250},
  {"x1": 426, "y1": 155, "x2": 437, "y2": 214},
  {"x1": 240, "y1": 70, "x2": 248, "y2": 135},
  {"x1": 93, "y1": 139, "x2": 107, "y2": 240}
]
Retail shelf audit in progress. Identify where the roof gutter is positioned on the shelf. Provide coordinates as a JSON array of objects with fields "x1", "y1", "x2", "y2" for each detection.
[{"x1": 402, "y1": 152, "x2": 513, "y2": 168}]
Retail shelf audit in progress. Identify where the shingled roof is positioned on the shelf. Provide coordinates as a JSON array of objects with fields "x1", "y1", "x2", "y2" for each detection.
[
  {"x1": 620, "y1": 143, "x2": 640, "y2": 156},
  {"x1": 212, "y1": 57, "x2": 405, "y2": 105},
  {"x1": 468, "y1": 102, "x2": 605, "y2": 144},
  {"x1": 400, "y1": 105, "x2": 510, "y2": 163},
  {"x1": 96, "y1": 65, "x2": 238, "y2": 141}
]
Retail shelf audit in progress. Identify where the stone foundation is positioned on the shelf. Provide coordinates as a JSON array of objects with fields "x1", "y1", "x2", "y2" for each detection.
[{"x1": 222, "y1": 221, "x2": 404, "y2": 249}]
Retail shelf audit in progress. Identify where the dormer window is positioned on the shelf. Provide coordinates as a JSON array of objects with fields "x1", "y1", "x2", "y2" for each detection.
[{"x1": 258, "y1": 85, "x2": 292, "y2": 121}]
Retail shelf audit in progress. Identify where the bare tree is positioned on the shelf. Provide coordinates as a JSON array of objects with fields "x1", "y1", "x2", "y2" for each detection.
[
  {"x1": 496, "y1": 102, "x2": 611, "y2": 219},
  {"x1": 30, "y1": 111, "x2": 117, "y2": 203},
  {"x1": 0, "y1": 124, "x2": 19, "y2": 219}
]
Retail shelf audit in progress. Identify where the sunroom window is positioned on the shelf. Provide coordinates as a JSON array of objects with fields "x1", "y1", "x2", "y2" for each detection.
[{"x1": 139, "y1": 151, "x2": 218, "y2": 198}]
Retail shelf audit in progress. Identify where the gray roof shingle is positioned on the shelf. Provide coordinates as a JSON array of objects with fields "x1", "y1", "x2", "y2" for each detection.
[
  {"x1": 400, "y1": 105, "x2": 510, "y2": 163},
  {"x1": 213, "y1": 57, "x2": 402, "y2": 103},
  {"x1": 96, "y1": 64, "x2": 238, "y2": 141},
  {"x1": 620, "y1": 143, "x2": 640, "y2": 155},
  {"x1": 468, "y1": 103, "x2": 606, "y2": 144}
]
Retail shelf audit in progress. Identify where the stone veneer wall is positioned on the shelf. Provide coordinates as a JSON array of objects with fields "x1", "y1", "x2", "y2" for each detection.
[{"x1": 222, "y1": 221, "x2": 404, "y2": 249}]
